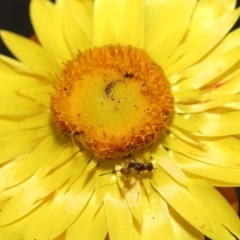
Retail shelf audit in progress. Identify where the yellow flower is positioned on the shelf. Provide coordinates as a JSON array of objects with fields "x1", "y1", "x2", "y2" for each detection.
[{"x1": 0, "y1": 0, "x2": 240, "y2": 239}]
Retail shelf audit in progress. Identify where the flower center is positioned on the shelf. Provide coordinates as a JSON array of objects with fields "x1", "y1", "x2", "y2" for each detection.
[{"x1": 51, "y1": 45, "x2": 174, "y2": 159}]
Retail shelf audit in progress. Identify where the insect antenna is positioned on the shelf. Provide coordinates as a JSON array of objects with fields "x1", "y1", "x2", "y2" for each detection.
[{"x1": 99, "y1": 169, "x2": 120, "y2": 176}]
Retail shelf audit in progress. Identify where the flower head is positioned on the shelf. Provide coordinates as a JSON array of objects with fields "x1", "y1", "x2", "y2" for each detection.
[{"x1": 0, "y1": 0, "x2": 240, "y2": 239}]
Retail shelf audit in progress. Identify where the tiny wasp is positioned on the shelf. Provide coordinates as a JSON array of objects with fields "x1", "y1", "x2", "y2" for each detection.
[{"x1": 99, "y1": 161, "x2": 156, "y2": 177}]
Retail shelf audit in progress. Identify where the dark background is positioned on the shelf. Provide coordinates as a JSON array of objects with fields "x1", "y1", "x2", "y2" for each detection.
[
  {"x1": 0, "y1": 0, "x2": 240, "y2": 239},
  {"x1": 0, "y1": 0, "x2": 54, "y2": 57}
]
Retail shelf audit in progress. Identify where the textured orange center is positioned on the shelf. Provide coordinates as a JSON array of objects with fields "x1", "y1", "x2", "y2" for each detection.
[{"x1": 51, "y1": 45, "x2": 174, "y2": 159}]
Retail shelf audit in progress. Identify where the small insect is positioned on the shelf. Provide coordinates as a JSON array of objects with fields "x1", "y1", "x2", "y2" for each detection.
[
  {"x1": 99, "y1": 161, "x2": 156, "y2": 177},
  {"x1": 128, "y1": 161, "x2": 155, "y2": 173}
]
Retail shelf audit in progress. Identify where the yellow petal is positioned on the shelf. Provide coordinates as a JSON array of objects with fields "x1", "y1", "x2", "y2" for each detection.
[
  {"x1": 121, "y1": 178, "x2": 143, "y2": 224},
  {"x1": 141, "y1": 186, "x2": 175, "y2": 240},
  {"x1": 0, "y1": 119, "x2": 19, "y2": 138},
  {"x1": 0, "y1": 174, "x2": 43, "y2": 226},
  {"x1": 118, "y1": 0, "x2": 144, "y2": 46},
  {"x1": 172, "y1": 89, "x2": 203, "y2": 103},
  {"x1": 164, "y1": 8, "x2": 240, "y2": 75},
  {"x1": 161, "y1": 131, "x2": 203, "y2": 157},
  {"x1": 19, "y1": 113, "x2": 51, "y2": 129},
  {"x1": 104, "y1": 182, "x2": 133, "y2": 240},
  {"x1": 34, "y1": 157, "x2": 79, "y2": 201},
  {"x1": 0, "y1": 127, "x2": 52, "y2": 164},
  {"x1": 148, "y1": 25, "x2": 187, "y2": 65},
  {"x1": 95, "y1": 160, "x2": 115, "y2": 208},
  {"x1": 188, "y1": 0, "x2": 236, "y2": 32},
  {"x1": 171, "y1": 113, "x2": 200, "y2": 132},
  {"x1": 172, "y1": 151, "x2": 240, "y2": 185},
  {"x1": 132, "y1": 221, "x2": 142, "y2": 240},
  {"x1": 1, "y1": 31, "x2": 61, "y2": 79},
  {"x1": 80, "y1": 157, "x2": 99, "y2": 176},
  {"x1": 145, "y1": 0, "x2": 196, "y2": 62},
  {"x1": 185, "y1": 109, "x2": 240, "y2": 136},
  {"x1": 0, "y1": 97, "x2": 45, "y2": 116},
  {"x1": 0, "y1": 137, "x2": 76, "y2": 225},
  {"x1": 188, "y1": 178, "x2": 240, "y2": 239},
  {"x1": 66, "y1": 201, "x2": 107, "y2": 240},
  {"x1": 207, "y1": 28, "x2": 240, "y2": 58},
  {"x1": 200, "y1": 135, "x2": 240, "y2": 168},
  {"x1": 172, "y1": 46, "x2": 240, "y2": 90},
  {"x1": 151, "y1": 146, "x2": 187, "y2": 186},
  {"x1": 30, "y1": 0, "x2": 72, "y2": 60},
  {"x1": 0, "y1": 72, "x2": 44, "y2": 98},
  {"x1": 62, "y1": 15, "x2": 91, "y2": 55},
  {"x1": 225, "y1": 100, "x2": 240, "y2": 110},
  {"x1": 0, "y1": 54, "x2": 31, "y2": 74},
  {"x1": 175, "y1": 94, "x2": 240, "y2": 113},
  {"x1": 18, "y1": 84, "x2": 53, "y2": 105},
  {"x1": 0, "y1": 142, "x2": 78, "y2": 219},
  {"x1": 94, "y1": 0, "x2": 144, "y2": 46},
  {"x1": 41, "y1": 143, "x2": 79, "y2": 170},
  {"x1": 0, "y1": 207, "x2": 40, "y2": 240},
  {"x1": 25, "y1": 171, "x2": 97, "y2": 239},
  {"x1": 151, "y1": 167, "x2": 212, "y2": 237},
  {"x1": 141, "y1": 177, "x2": 151, "y2": 198},
  {"x1": 202, "y1": 68, "x2": 240, "y2": 101},
  {"x1": 0, "y1": 182, "x2": 27, "y2": 203},
  {"x1": 0, "y1": 135, "x2": 62, "y2": 190},
  {"x1": 42, "y1": 151, "x2": 92, "y2": 200},
  {"x1": 93, "y1": 0, "x2": 123, "y2": 46},
  {"x1": 153, "y1": 169, "x2": 237, "y2": 239},
  {"x1": 168, "y1": 125, "x2": 200, "y2": 146},
  {"x1": 57, "y1": 0, "x2": 93, "y2": 41},
  {"x1": 169, "y1": 207, "x2": 204, "y2": 240},
  {"x1": 170, "y1": 134, "x2": 240, "y2": 168}
]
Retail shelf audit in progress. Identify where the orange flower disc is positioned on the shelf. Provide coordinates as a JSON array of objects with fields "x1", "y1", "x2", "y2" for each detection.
[{"x1": 51, "y1": 45, "x2": 174, "y2": 159}]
